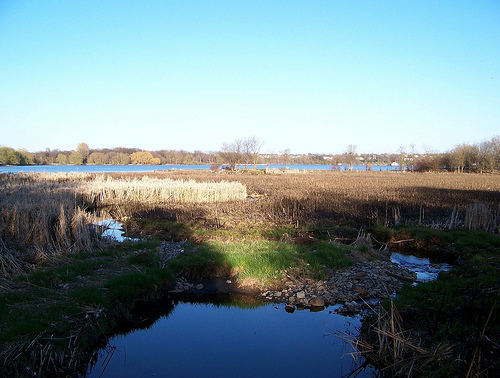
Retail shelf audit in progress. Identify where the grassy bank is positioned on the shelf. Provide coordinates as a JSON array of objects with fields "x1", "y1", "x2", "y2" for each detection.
[{"x1": 355, "y1": 228, "x2": 500, "y2": 377}]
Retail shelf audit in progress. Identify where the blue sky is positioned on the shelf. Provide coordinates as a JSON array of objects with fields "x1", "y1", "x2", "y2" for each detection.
[{"x1": 1, "y1": 1, "x2": 499, "y2": 155}]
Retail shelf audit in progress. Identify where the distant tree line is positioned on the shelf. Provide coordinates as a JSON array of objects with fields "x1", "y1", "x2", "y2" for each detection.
[
  {"x1": 440, "y1": 136, "x2": 500, "y2": 173},
  {"x1": 1, "y1": 136, "x2": 499, "y2": 173}
]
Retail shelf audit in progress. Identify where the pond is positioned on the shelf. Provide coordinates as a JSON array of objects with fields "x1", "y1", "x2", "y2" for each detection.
[{"x1": 87, "y1": 296, "x2": 376, "y2": 377}]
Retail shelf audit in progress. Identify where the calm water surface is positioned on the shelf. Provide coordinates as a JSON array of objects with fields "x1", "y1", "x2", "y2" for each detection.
[
  {"x1": 87, "y1": 298, "x2": 376, "y2": 378},
  {"x1": 0, "y1": 164, "x2": 397, "y2": 174}
]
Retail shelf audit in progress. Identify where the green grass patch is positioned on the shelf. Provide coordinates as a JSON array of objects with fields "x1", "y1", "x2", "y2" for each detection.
[
  {"x1": 18, "y1": 259, "x2": 107, "y2": 288},
  {"x1": 168, "y1": 240, "x2": 352, "y2": 284},
  {"x1": 0, "y1": 287, "x2": 81, "y2": 345},
  {"x1": 70, "y1": 286, "x2": 107, "y2": 307},
  {"x1": 300, "y1": 243, "x2": 353, "y2": 277},
  {"x1": 448, "y1": 229, "x2": 500, "y2": 253},
  {"x1": 105, "y1": 267, "x2": 173, "y2": 307},
  {"x1": 222, "y1": 241, "x2": 298, "y2": 281},
  {"x1": 261, "y1": 225, "x2": 296, "y2": 239},
  {"x1": 128, "y1": 249, "x2": 158, "y2": 267}
]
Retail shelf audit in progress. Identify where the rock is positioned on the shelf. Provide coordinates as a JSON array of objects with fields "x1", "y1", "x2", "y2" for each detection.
[
  {"x1": 296, "y1": 291, "x2": 306, "y2": 299},
  {"x1": 285, "y1": 305, "x2": 295, "y2": 313},
  {"x1": 309, "y1": 297, "x2": 325, "y2": 307},
  {"x1": 195, "y1": 284, "x2": 204, "y2": 290},
  {"x1": 354, "y1": 272, "x2": 367, "y2": 280},
  {"x1": 310, "y1": 305, "x2": 324, "y2": 312},
  {"x1": 344, "y1": 301, "x2": 361, "y2": 313}
]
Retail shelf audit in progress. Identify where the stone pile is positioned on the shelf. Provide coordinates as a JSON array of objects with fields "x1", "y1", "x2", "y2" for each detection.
[
  {"x1": 260, "y1": 260, "x2": 416, "y2": 311},
  {"x1": 169, "y1": 277, "x2": 204, "y2": 294},
  {"x1": 158, "y1": 241, "x2": 187, "y2": 268}
]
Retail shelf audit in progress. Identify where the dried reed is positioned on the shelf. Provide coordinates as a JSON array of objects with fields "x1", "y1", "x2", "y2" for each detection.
[
  {"x1": 0, "y1": 172, "x2": 247, "y2": 276},
  {"x1": 339, "y1": 298, "x2": 455, "y2": 377},
  {"x1": 0, "y1": 173, "x2": 101, "y2": 276},
  {"x1": 465, "y1": 202, "x2": 499, "y2": 233},
  {"x1": 83, "y1": 175, "x2": 247, "y2": 204}
]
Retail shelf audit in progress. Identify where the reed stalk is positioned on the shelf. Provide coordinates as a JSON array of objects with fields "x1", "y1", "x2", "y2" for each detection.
[{"x1": 338, "y1": 297, "x2": 455, "y2": 377}]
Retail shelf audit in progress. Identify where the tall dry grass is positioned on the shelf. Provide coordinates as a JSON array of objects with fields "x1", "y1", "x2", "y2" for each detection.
[
  {"x1": 0, "y1": 173, "x2": 248, "y2": 276},
  {"x1": 465, "y1": 202, "x2": 499, "y2": 233},
  {"x1": 83, "y1": 175, "x2": 247, "y2": 205},
  {"x1": 0, "y1": 174, "x2": 101, "y2": 275}
]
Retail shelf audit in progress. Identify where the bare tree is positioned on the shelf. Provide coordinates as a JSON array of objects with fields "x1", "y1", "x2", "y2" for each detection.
[
  {"x1": 344, "y1": 144, "x2": 357, "y2": 171},
  {"x1": 408, "y1": 144, "x2": 417, "y2": 172},
  {"x1": 220, "y1": 139, "x2": 243, "y2": 170},
  {"x1": 491, "y1": 136, "x2": 500, "y2": 170},
  {"x1": 397, "y1": 145, "x2": 407, "y2": 171},
  {"x1": 447, "y1": 136, "x2": 500, "y2": 173},
  {"x1": 450, "y1": 144, "x2": 466, "y2": 172},
  {"x1": 280, "y1": 148, "x2": 292, "y2": 169},
  {"x1": 242, "y1": 136, "x2": 263, "y2": 168}
]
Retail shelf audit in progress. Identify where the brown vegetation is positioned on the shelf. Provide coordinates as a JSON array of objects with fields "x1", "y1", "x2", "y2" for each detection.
[
  {"x1": 0, "y1": 173, "x2": 247, "y2": 277},
  {"x1": 1, "y1": 170, "x2": 499, "y2": 275},
  {"x1": 0, "y1": 173, "x2": 100, "y2": 275},
  {"x1": 111, "y1": 170, "x2": 500, "y2": 240}
]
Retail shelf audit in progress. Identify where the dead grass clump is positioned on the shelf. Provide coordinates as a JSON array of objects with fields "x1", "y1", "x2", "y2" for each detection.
[
  {"x1": 0, "y1": 323, "x2": 104, "y2": 377},
  {"x1": 341, "y1": 299, "x2": 455, "y2": 377},
  {"x1": 0, "y1": 240, "x2": 26, "y2": 277}
]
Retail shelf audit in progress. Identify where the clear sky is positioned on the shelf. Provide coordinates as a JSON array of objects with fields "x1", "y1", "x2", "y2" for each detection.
[{"x1": 1, "y1": 1, "x2": 499, "y2": 155}]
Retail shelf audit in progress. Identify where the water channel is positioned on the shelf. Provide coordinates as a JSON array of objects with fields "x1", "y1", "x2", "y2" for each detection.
[
  {"x1": 87, "y1": 298, "x2": 374, "y2": 377},
  {"x1": 87, "y1": 222, "x2": 452, "y2": 377}
]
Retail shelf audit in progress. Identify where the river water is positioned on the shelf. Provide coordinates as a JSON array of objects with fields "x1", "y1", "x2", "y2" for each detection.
[
  {"x1": 87, "y1": 298, "x2": 375, "y2": 378},
  {"x1": 0, "y1": 163, "x2": 397, "y2": 174},
  {"x1": 391, "y1": 253, "x2": 452, "y2": 282}
]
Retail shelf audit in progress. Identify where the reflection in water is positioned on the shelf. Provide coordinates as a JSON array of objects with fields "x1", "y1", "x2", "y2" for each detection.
[
  {"x1": 97, "y1": 219, "x2": 137, "y2": 242},
  {"x1": 87, "y1": 295, "x2": 376, "y2": 377}
]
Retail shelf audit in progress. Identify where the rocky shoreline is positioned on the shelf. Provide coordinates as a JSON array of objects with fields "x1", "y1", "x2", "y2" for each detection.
[
  {"x1": 260, "y1": 259, "x2": 416, "y2": 313},
  {"x1": 160, "y1": 241, "x2": 417, "y2": 314}
]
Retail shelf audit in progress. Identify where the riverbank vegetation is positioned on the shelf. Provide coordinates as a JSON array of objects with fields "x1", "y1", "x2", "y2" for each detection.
[
  {"x1": 350, "y1": 228, "x2": 500, "y2": 377},
  {"x1": 0, "y1": 170, "x2": 499, "y2": 376}
]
